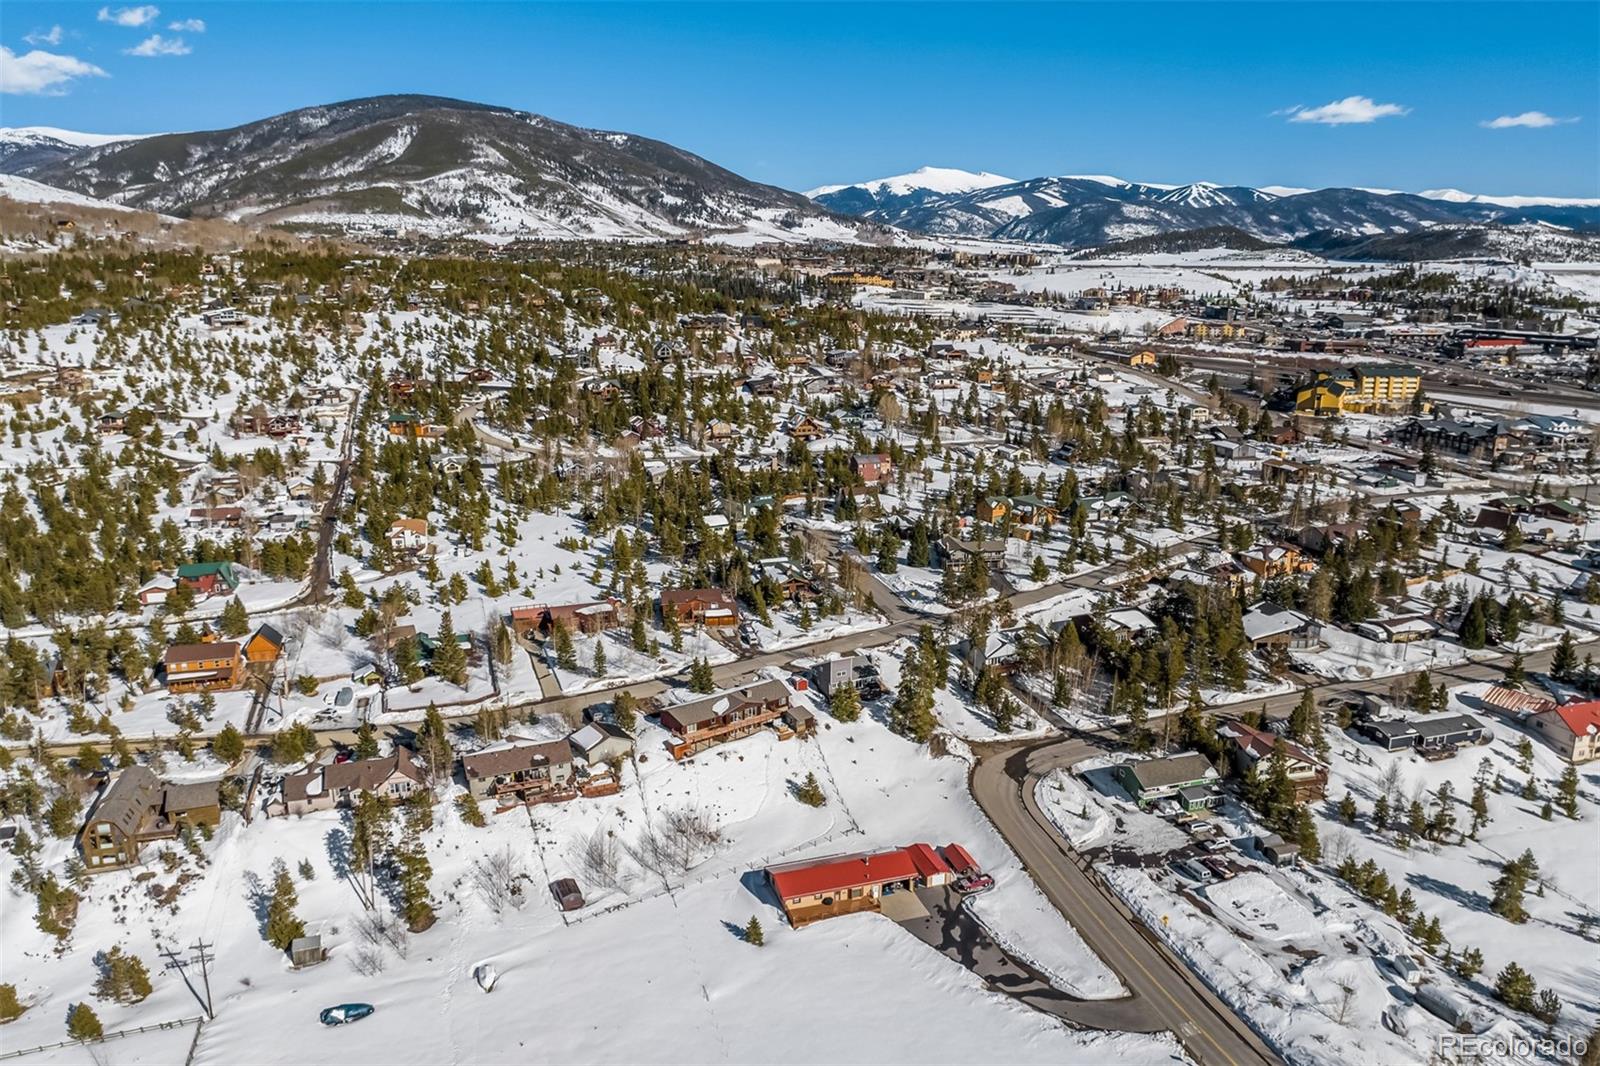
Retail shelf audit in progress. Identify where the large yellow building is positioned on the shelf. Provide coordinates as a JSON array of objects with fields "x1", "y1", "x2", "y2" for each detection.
[{"x1": 1295, "y1": 364, "x2": 1421, "y2": 415}]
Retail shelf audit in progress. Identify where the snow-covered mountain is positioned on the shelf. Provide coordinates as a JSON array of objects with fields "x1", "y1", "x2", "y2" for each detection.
[
  {"x1": 806, "y1": 166, "x2": 1015, "y2": 198},
  {"x1": 1414, "y1": 188, "x2": 1600, "y2": 209},
  {"x1": 804, "y1": 167, "x2": 1017, "y2": 227},
  {"x1": 13, "y1": 96, "x2": 870, "y2": 243},
  {"x1": 0, "y1": 127, "x2": 159, "y2": 174},
  {"x1": 0, "y1": 172, "x2": 147, "y2": 213},
  {"x1": 810, "y1": 170, "x2": 1600, "y2": 248}
]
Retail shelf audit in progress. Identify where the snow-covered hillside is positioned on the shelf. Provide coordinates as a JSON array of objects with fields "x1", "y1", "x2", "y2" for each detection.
[{"x1": 0, "y1": 173, "x2": 143, "y2": 213}]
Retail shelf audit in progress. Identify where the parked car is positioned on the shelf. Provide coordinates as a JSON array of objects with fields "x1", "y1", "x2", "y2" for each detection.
[
  {"x1": 1200, "y1": 856, "x2": 1234, "y2": 881},
  {"x1": 320, "y1": 1003, "x2": 375, "y2": 1026},
  {"x1": 550, "y1": 877, "x2": 586, "y2": 911},
  {"x1": 1173, "y1": 859, "x2": 1213, "y2": 883},
  {"x1": 954, "y1": 873, "x2": 995, "y2": 894},
  {"x1": 1201, "y1": 837, "x2": 1232, "y2": 854}
]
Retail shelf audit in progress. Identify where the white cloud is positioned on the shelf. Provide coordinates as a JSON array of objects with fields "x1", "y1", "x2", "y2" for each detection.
[
  {"x1": 168, "y1": 17, "x2": 206, "y2": 32},
  {"x1": 98, "y1": 5, "x2": 161, "y2": 27},
  {"x1": 24, "y1": 25, "x2": 65, "y2": 46},
  {"x1": 125, "y1": 34, "x2": 191, "y2": 57},
  {"x1": 1481, "y1": 111, "x2": 1577, "y2": 129},
  {"x1": 0, "y1": 45, "x2": 109, "y2": 95},
  {"x1": 1283, "y1": 95, "x2": 1410, "y2": 125}
]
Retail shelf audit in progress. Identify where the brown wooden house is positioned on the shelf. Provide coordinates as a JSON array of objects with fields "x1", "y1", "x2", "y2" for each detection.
[
  {"x1": 509, "y1": 599, "x2": 621, "y2": 639},
  {"x1": 80, "y1": 767, "x2": 221, "y2": 872},
  {"x1": 163, "y1": 641, "x2": 243, "y2": 693},
  {"x1": 659, "y1": 588, "x2": 739, "y2": 628},
  {"x1": 655, "y1": 678, "x2": 812, "y2": 759}
]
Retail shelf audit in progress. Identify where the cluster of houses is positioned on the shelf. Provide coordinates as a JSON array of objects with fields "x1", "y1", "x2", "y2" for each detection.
[{"x1": 273, "y1": 718, "x2": 636, "y2": 818}]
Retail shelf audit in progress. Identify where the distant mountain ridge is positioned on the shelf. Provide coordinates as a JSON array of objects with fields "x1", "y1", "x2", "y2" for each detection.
[
  {"x1": 810, "y1": 169, "x2": 1600, "y2": 249},
  {"x1": 6, "y1": 96, "x2": 868, "y2": 243},
  {"x1": 0, "y1": 127, "x2": 159, "y2": 173}
]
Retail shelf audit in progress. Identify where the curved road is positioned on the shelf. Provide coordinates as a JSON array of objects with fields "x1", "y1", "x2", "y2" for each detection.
[{"x1": 972, "y1": 737, "x2": 1281, "y2": 1066}]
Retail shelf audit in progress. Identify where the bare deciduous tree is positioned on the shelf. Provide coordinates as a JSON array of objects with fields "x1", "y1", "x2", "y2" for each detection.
[
  {"x1": 570, "y1": 827, "x2": 623, "y2": 891},
  {"x1": 353, "y1": 908, "x2": 409, "y2": 960},
  {"x1": 470, "y1": 848, "x2": 525, "y2": 916}
]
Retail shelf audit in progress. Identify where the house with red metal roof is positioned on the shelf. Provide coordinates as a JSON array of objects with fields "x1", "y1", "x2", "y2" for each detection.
[
  {"x1": 903, "y1": 842, "x2": 952, "y2": 887},
  {"x1": 765, "y1": 843, "x2": 964, "y2": 927},
  {"x1": 1528, "y1": 700, "x2": 1600, "y2": 763},
  {"x1": 942, "y1": 843, "x2": 978, "y2": 876}
]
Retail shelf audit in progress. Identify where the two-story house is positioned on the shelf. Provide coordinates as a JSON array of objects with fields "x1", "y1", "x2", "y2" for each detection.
[
  {"x1": 80, "y1": 767, "x2": 221, "y2": 871},
  {"x1": 163, "y1": 641, "x2": 244, "y2": 692},
  {"x1": 655, "y1": 679, "x2": 814, "y2": 760},
  {"x1": 461, "y1": 736, "x2": 575, "y2": 802}
]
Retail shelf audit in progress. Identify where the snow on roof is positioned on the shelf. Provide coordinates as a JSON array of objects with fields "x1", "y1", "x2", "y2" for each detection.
[
  {"x1": 1241, "y1": 603, "x2": 1310, "y2": 642},
  {"x1": 1105, "y1": 608, "x2": 1156, "y2": 633}
]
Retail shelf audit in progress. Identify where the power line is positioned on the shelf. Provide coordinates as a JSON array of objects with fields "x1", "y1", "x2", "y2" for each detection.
[{"x1": 159, "y1": 940, "x2": 216, "y2": 1020}]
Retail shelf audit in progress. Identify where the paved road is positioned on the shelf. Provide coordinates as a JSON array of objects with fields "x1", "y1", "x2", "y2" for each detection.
[{"x1": 971, "y1": 736, "x2": 1282, "y2": 1066}]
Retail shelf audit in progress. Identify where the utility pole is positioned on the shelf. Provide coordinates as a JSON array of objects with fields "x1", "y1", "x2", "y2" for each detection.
[
  {"x1": 191, "y1": 940, "x2": 215, "y2": 1020},
  {"x1": 161, "y1": 941, "x2": 216, "y2": 1020}
]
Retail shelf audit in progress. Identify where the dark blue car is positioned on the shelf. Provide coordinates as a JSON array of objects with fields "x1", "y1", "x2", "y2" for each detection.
[{"x1": 320, "y1": 1003, "x2": 375, "y2": 1026}]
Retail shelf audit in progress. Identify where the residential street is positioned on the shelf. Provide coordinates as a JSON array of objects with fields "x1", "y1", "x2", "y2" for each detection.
[{"x1": 971, "y1": 736, "x2": 1282, "y2": 1066}]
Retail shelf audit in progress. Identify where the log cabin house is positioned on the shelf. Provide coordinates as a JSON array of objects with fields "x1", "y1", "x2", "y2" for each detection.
[
  {"x1": 659, "y1": 588, "x2": 739, "y2": 628},
  {"x1": 163, "y1": 641, "x2": 244, "y2": 692}
]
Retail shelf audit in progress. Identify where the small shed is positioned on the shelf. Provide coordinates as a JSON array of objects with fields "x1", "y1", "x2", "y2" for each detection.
[
  {"x1": 1255, "y1": 833, "x2": 1300, "y2": 867},
  {"x1": 550, "y1": 878, "x2": 586, "y2": 911},
  {"x1": 290, "y1": 935, "x2": 327, "y2": 968}
]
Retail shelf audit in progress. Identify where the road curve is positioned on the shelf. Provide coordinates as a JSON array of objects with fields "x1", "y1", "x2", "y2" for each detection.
[{"x1": 971, "y1": 738, "x2": 1282, "y2": 1066}]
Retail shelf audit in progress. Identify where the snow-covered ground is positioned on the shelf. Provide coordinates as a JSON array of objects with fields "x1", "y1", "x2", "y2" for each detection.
[{"x1": 0, "y1": 678, "x2": 1163, "y2": 1063}]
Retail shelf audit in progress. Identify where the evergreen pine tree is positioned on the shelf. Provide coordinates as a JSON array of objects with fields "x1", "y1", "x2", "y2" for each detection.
[
  {"x1": 794, "y1": 772, "x2": 826, "y2": 807},
  {"x1": 353, "y1": 720, "x2": 381, "y2": 760},
  {"x1": 1557, "y1": 765, "x2": 1580, "y2": 819},
  {"x1": 454, "y1": 790, "x2": 486, "y2": 828},
  {"x1": 743, "y1": 915, "x2": 765, "y2": 946},
  {"x1": 0, "y1": 983, "x2": 24, "y2": 1023},
  {"x1": 553, "y1": 621, "x2": 577, "y2": 669},
  {"x1": 265, "y1": 863, "x2": 306, "y2": 951},
  {"x1": 431, "y1": 611, "x2": 468, "y2": 686},
  {"x1": 613, "y1": 691, "x2": 639, "y2": 733},
  {"x1": 94, "y1": 947, "x2": 153, "y2": 1004},
  {"x1": 66, "y1": 1002, "x2": 102, "y2": 1043},
  {"x1": 829, "y1": 681, "x2": 862, "y2": 723},
  {"x1": 416, "y1": 703, "x2": 453, "y2": 784},
  {"x1": 1494, "y1": 962, "x2": 1537, "y2": 1011},
  {"x1": 219, "y1": 596, "x2": 250, "y2": 638},
  {"x1": 395, "y1": 829, "x2": 435, "y2": 932},
  {"x1": 212, "y1": 723, "x2": 245, "y2": 764}
]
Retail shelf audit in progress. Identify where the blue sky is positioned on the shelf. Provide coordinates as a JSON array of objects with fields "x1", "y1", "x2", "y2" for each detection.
[{"x1": 2, "y1": 2, "x2": 1596, "y2": 196}]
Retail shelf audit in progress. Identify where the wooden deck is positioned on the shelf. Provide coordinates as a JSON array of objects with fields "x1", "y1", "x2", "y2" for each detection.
[{"x1": 784, "y1": 895, "x2": 881, "y2": 928}]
